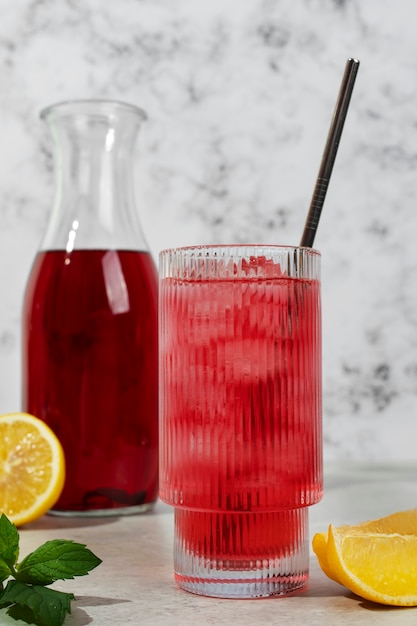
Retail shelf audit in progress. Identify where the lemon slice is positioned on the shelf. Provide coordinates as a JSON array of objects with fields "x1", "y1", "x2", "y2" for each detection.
[
  {"x1": 0, "y1": 412, "x2": 65, "y2": 526},
  {"x1": 313, "y1": 509, "x2": 417, "y2": 606}
]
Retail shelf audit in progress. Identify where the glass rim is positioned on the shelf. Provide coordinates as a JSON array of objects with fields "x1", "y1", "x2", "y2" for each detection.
[
  {"x1": 159, "y1": 244, "x2": 321, "y2": 257},
  {"x1": 40, "y1": 99, "x2": 147, "y2": 122}
]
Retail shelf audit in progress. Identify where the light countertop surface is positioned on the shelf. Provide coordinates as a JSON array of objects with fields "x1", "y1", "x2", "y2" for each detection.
[{"x1": 3, "y1": 462, "x2": 417, "y2": 626}]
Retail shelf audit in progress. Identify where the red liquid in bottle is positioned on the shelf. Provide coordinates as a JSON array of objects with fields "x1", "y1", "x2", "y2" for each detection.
[{"x1": 22, "y1": 249, "x2": 158, "y2": 512}]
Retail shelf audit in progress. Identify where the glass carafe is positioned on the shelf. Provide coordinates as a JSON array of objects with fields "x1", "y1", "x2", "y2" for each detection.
[{"x1": 22, "y1": 100, "x2": 158, "y2": 516}]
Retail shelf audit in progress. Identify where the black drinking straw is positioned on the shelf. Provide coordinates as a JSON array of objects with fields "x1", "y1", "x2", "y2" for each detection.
[{"x1": 300, "y1": 58, "x2": 360, "y2": 248}]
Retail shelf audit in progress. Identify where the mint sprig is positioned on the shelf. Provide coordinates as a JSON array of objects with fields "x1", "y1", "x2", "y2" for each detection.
[{"x1": 0, "y1": 513, "x2": 102, "y2": 626}]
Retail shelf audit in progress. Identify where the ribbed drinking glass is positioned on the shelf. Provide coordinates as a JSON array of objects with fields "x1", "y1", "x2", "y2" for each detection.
[{"x1": 159, "y1": 245, "x2": 322, "y2": 598}]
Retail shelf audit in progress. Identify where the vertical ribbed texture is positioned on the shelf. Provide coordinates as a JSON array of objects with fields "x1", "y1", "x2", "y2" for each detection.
[
  {"x1": 173, "y1": 508, "x2": 309, "y2": 598},
  {"x1": 159, "y1": 245, "x2": 321, "y2": 597}
]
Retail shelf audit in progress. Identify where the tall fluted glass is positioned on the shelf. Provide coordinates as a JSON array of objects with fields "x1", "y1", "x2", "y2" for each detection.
[{"x1": 159, "y1": 245, "x2": 322, "y2": 598}]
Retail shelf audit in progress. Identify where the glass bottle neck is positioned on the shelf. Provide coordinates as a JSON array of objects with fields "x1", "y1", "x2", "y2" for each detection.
[{"x1": 40, "y1": 100, "x2": 149, "y2": 252}]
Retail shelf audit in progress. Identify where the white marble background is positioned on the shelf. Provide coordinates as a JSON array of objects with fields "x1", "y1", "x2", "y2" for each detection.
[{"x1": 1, "y1": 0, "x2": 416, "y2": 462}]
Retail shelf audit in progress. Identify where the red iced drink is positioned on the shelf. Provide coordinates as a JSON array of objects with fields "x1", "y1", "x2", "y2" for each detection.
[{"x1": 159, "y1": 246, "x2": 322, "y2": 598}]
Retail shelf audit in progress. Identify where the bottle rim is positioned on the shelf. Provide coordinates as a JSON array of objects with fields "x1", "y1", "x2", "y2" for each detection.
[{"x1": 40, "y1": 99, "x2": 147, "y2": 122}]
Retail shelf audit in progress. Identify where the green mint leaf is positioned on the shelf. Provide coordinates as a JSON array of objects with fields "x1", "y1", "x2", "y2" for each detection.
[
  {"x1": 0, "y1": 557, "x2": 12, "y2": 583},
  {"x1": 7, "y1": 602, "x2": 39, "y2": 624},
  {"x1": 16, "y1": 539, "x2": 102, "y2": 585},
  {"x1": 0, "y1": 580, "x2": 74, "y2": 626},
  {"x1": 0, "y1": 514, "x2": 19, "y2": 570}
]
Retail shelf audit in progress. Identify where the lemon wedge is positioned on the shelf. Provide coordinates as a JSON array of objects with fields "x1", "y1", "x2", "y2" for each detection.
[{"x1": 313, "y1": 509, "x2": 417, "y2": 606}]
